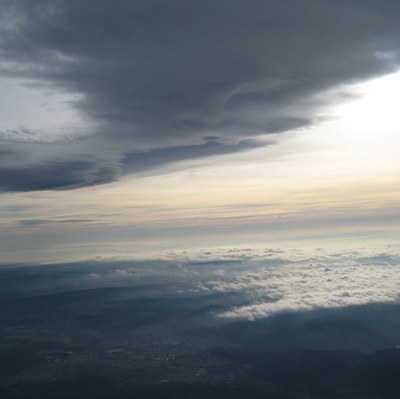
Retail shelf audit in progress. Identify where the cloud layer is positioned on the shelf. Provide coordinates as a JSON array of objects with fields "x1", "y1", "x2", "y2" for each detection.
[
  {"x1": 73, "y1": 246, "x2": 400, "y2": 321},
  {"x1": 1, "y1": 0, "x2": 400, "y2": 191}
]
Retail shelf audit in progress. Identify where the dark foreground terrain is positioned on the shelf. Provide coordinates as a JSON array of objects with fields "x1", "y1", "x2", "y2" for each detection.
[
  {"x1": 1, "y1": 342, "x2": 400, "y2": 398},
  {"x1": 1, "y1": 259, "x2": 399, "y2": 398}
]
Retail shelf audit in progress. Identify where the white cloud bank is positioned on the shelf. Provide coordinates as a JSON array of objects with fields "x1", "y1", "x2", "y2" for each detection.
[{"x1": 183, "y1": 248, "x2": 400, "y2": 321}]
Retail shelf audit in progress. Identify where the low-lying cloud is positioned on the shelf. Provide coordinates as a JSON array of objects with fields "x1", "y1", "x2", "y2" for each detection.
[{"x1": 193, "y1": 249, "x2": 400, "y2": 320}]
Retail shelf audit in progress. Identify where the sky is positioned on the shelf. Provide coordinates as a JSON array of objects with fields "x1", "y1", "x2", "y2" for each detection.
[{"x1": 0, "y1": 0, "x2": 399, "y2": 264}]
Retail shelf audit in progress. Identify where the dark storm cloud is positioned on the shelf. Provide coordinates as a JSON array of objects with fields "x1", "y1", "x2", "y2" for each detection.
[{"x1": 0, "y1": 0, "x2": 400, "y2": 191}]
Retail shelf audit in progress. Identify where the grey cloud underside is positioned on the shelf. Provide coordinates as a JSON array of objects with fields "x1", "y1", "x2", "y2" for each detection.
[
  {"x1": 1, "y1": 0, "x2": 400, "y2": 191},
  {"x1": 0, "y1": 138, "x2": 260, "y2": 191}
]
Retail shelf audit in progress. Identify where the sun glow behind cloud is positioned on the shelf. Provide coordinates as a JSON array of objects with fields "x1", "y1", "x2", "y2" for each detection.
[
  {"x1": 115, "y1": 70, "x2": 400, "y2": 224},
  {"x1": 333, "y1": 71, "x2": 400, "y2": 143}
]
